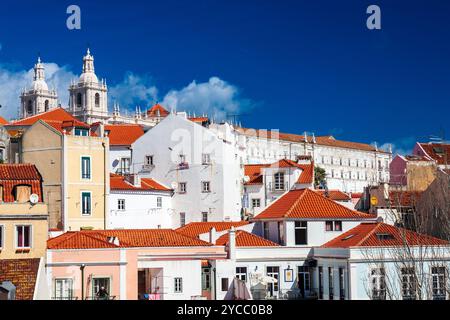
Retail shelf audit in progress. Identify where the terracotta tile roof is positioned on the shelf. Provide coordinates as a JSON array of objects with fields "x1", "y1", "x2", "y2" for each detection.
[
  {"x1": 42, "y1": 119, "x2": 92, "y2": 135},
  {"x1": 0, "y1": 164, "x2": 43, "y2": 202},
  {"x1": 253, "y1": 188, "x2": 373, "y2": 220},
  {"x1": 10, "y1": 108, "x2": 81, "y2": 126},
  {"x1": 244, "y1": 159, "x2": 314, "y2": 185},
  {"x1": 244, "y1": 164, "x2": 270, "y2": 185},
  {"x1": 321, "y1": 222, "x2": 448, "y2": 248},
  {"x1": 189, "y1": 117, "x2": 209, "y2": 123},
  {"x1": 102, "y1": 124, "x2": 145, "y2": 146},
  {"x1": 315, "y1": 189, "x2": 351, "y2": 201},
  {"x1": 0, "y1": 258, "x2": 40, "y2": 300},
  {"x1": 388, "y1": 191, "x2": 422, "y2": 207},
  {"x1": 146, "y1": 104, "x2": 170, "y2": 118},
  {"x1": 419, "y1": 143, "x2": 450, "y2": 165},
  {"x1": 216, "y1": 230, "x2": 280, "y2": 247},
  {"x1": 350, "y1": 192, "x2": 363, "y2": 199},
  {"x1": 176, "y1": 221, "x2": 250, "y2": 238},
  {"x1": 237, "y1": 127, "x2": 389, "y2": 153},
  {"x1": 47, "y1": 229, "x2": 212, "y2": 249},
  {"x1": 0, "y1": 116, "x2": 9, "y2": 125},
  {"x1": 109, "y1": 173, "x2": 171, "y2": 191}
]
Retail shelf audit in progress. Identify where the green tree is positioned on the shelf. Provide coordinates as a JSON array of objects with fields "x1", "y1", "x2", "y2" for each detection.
[{"x1": 314, "y1": 166, "x2": 327, "y2": 188}]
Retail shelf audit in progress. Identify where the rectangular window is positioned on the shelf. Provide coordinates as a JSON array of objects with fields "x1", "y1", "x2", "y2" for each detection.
[
  {"x1": 328, "y1": 267, "x2": 334, "y2": 300},
  {"x1": 236, "y1": 267, "x2": 247, "y2": 282},
  {"x1": 179, "y1": 182, "x2": 187, "y2": 194},
  {"x1": 325, "y1": 221, "x2": 342, "y2": 231},
  {"x1": 81, "y1": 156, "x2": 91, "y2": 179},
  {"x1": 432, "y1": 266, "x2": 446, "y2": 300},
  {"x1": 325, "y1": 221, "x2": 333, "y2": 231},
  {"x1": 117, "y1": 199, "x2": 125, "y2": 211},
  {"x1": 202, "y1": 212, "x2": 208, "y2": 222},
  {"x1": 221, "y1": 278, "x2": 229, "y2": 291},
  {"x1": 145, "y1": 155, "x2": 154, "y2": 166},
  {"x1": 202, "y1": 153, "x2": 211, "y2": 165},
  {"x1": 16, "y1": 225, "x2": 31, "y2": 248},
  {"x1": 0, "y1": 225, "x2": 3, "y2": 249},
  {"x1": 119, "y1": 158, "x2": 130, "y2": 175},
  {"x1": 401, "y1": 267, "x2": 416, "y2": 300},
  {"x1": 334, "y1": 221, "x2": 342, "y2": 231},
  {"x1": 54, "y1": 278, "x2": 73, "y2": 300},
  {"x1": 92, "y1": 278, "x2": 110, "y2": 299},
  {"x1": 202, "y1": 181, "x2": 211, "y2": 193},
  {"x1": 174, "y1": 278, "x2": 183, "y2": 293},
  {"x1": 81, "y1": 192, "x2": 91, "y2": 215},
  {"x1": 318, "y1": 266, "x2": 324, "y2": 299},
  {"x1": 202, "y1": 268, "x2": 211, "y2": 290},
  {"x1": 263, "y1": 222, "x2": 269, "y2": 239},
  {"x1": 252, "y1": 198, "x2": 261, "y2": 208},
  {"x1": 371, "y1": 268, "x2": 386, "y2": 300},
  {"x1": 339, "y1": 268, "x2": 345, "y2": 300},
  {"x1": 179, "y1": 154, "x2": 186, "y2": 163},
  {"x1": 294, "y1": 221, "x2": 307, "y2": 245},
  {"x1": 274, "y1": 172, "x2": 285, "y2": 190},
  {"x1": 156, "y1": 197, "x2": 162, "y2": 208},
  {"x1": 180, "y1": 212, "x2": 186, "y2": 227},
  {"x1": 74, "y1": 128, "x2": 89, "y2": 136},
  {"x1": 267, "y1": 266, "x2": 279, "y2": 292}
]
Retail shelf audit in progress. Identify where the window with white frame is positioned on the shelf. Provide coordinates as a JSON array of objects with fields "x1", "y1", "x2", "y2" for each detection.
[
  {"x1": 119, "y1": 158, "x2": 130, "y2": 174},
  {"x1": 202, "y1": 212, "x2": 208, "y2": 222},
  {"x1": 179, "y1": 154, "x2": 186, "y2": 164},
  {"x1": 432, "y1": 266, "x2": 447, "y2": 300},
  {"x1": 145, "y1": 155, "x2": 154, "y2": 166},
  {"x1": 274, "y1": 172, "x2": 285, "y2": 190},
  {"x1": 236, "y1": 267, "x2": 247, "y2": 282},
  {"x1": 294, "y1": 221, "x2": 307, "y2": 245},
  {"x1": 174, "y1": 277, "x2": 183, "y2": 293},
  {"x1": 117, "y1": 199, "x2": 125, "y2": 211},
  {"x1": 252, "y1": 198, "x2": 261, "y2": 208},
  {"x1": 325, "y1": 221, "x2": 342, "y2": 232},
  {"x1": 179, "y1": 182, "x2": 187, "y2": 194},
  {"x1": 81, "y1": 192, "x2": 91, "y2": 215},
  {"x1": 202, "y1": 181, "x2": 211, "y2": 193},
  {"x1": 202, "y1": 153, "x2": 211, "y2": 165},
  {"x1": 16, "y1": 225, "x2": 31, "y2": 248},
  {"x1": 371, "y1": 268, "x2": 386, "y2": 300},
  {"x1": 81, "y1": 156, "x2": 91, "y2": 179},
  {"x1": 156, "y1": 197, "x2": 162, "y2": 208},
  {"x1": 401, "y1": 267, "x2": 417, "y2": 300},
  {"x1": 54, "y1": 278, "x2": 73, "y2": 300}
]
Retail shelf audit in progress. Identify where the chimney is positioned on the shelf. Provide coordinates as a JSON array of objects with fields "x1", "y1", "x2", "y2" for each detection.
[
  {"x1": 209, "y1": 227, "x2": 217, "y2": 244},
  {"x1": 383, "y1": 182, "x2": 389, "y2": 200},
  {"x1": 108, "y1": 236, "x2": 120, "y2": 246},
  {"x1": 228, "y1": 227, "x2": 236, "y2": 260},
  {"x1": 125, "y1": 174, "x2": 141, "y2": 187}
]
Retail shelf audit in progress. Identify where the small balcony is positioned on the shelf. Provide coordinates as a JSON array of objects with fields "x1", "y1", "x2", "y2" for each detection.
[{"x1": 141, "y1": 164, "x2": 155, "y2": 172}]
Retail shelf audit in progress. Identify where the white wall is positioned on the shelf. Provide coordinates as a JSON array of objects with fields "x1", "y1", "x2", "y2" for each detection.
[
  {"x1": 110, "y1": 147, "x2": 131, "y2": 174},
  {"x1": 109, "y1": 191, "x2": 173, "y2": 229}
]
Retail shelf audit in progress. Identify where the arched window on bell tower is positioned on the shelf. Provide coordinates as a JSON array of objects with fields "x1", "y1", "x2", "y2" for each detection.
[
  {"x1": 44, "y1": 100, "x2": 49, "y2": 112},
  {"x1": 77, "y1": 93, "x2": 82, "y2": 109},
  {"x1": 95, "y1": 93, "x2": 100, "y2": 108},
  {"x1": 27, "y1": 100, "x2": 33, "y2": 115}
]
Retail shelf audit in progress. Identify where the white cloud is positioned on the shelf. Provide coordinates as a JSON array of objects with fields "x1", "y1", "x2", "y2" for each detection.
[
  {"x1": 378, "y1": 136, "x2": 416, "y2": 156},
  {"x1": 0, "y1": 62, "x2": 76, "y2": 120},
  {"x1": 162, "y1": 77, "x2": 252, "y2": 121},
  {"x1": 109, "y1": 72, "x2": 158, "y2": 110}
]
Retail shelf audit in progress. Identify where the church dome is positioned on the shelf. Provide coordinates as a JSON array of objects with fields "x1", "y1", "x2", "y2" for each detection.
[
  {"x1": 79, "y1": 72, "x2": 99, "y2": 84},
  {"x1": 31, "y1": 79, "x2": 49, "y2": 91}
]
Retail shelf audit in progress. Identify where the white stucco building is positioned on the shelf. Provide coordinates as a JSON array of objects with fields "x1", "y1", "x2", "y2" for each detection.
[
  {"x1": 109, "y1": 173, "x2": 174, "y2": 229},
  {"x1": 132, "y1": 113, "x2": 243, "y2": 227}
]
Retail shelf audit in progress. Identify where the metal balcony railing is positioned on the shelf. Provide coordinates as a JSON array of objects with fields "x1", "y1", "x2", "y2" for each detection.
[{"x1": 85, "y1": 295, "x2": 117, "y2": 300}]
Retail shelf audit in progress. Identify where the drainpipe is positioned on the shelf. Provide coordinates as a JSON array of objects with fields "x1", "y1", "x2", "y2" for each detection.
[
  {"x1": 212, "y1": 267, "x2": 217, "y2": 300},
  {"x1": 80, "y1": 264, "x2": 86, "y2": 300}
]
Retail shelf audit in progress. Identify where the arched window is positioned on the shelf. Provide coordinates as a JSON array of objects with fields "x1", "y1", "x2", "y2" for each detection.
[
  {"x1": 44, "y1": 100, "x2": 49, "y2": 112},
  {"x1": 95, "y1": 93, "x2": 100, "y2": 108},
  {"x1": 76, "y1": 93, "x2": 82, "y2": 109},
  {"x1": 27, "y1": 100, "x2": 33, "y2": 115}
]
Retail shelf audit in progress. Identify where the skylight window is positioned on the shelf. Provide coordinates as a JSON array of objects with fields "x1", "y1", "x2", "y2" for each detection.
[
  {"x1": 342, "y1": 234, "x2": 355, "y2": 241},
  {"x1": 376, "y1": 233, "x2": 395, "y2": 241}
]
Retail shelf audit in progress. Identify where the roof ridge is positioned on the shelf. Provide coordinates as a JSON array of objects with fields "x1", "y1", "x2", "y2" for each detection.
[
  {"x1": 307, "y1": 188, "x2": 369, "y2": 217},
  {"x1": 78, "y1": 231, "x2": 121, "y2": 247},
  {"x1": 356, "y1": 222, "x2": 382, "y2": 246}
]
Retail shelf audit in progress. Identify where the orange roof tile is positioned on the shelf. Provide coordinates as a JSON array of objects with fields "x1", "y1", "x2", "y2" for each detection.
[
  {"x1": 109, "y1": 173, "x2": 171, "y2": 191},
  {"x1": 10, "y1": 108, "x2": 82, "y2": 126},
  {"x1": 0, "y1": 258, "x2": 40, "y2": 300},
  {"x1": 419, "y1": 143, "x2": 450, "y2": 165},
  {"x1": 216, "y1": 230, "x2": 280, "y2": 247},
  {"x1": 244, "y1": 159, "x2": 314, "y2": 185},
  {"x1": 315, "y1": 189, "x2": 351, "y2": 201},
  {"x1": 102, "y1": 124, "x2": 145, "y2": 146},
  {"x1": 176, "y1": 221, "x2": 250, "y2": 238},
  {"x1": 244, "y1": 164, "x2": 270, "y2": 185},
  {"x1": 146, "y1": 104, "x2": 170, "y2": 118},
  {"x1": 321, "y1": 222, "x2": 448, "y2": 248},
  {"x1": 47, "y1": 229, "x2": 212, "y2": 249},
  {"x1": 253, "y1": 188, "x2": 373, "y2": 220},
  {"x1": 0, "y1": 116, "x2": 9, "y2": 125}
]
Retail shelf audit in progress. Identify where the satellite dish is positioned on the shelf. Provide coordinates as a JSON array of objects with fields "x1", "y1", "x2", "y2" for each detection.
[
  {"x1": 171, "y1": 182, "x2": 178, "y2": 189},
  {"x1": 29, "y1": 194, "x2": 39, "y2": 205},
  {"x1": 243, "y1": 176, "x2": 250, "y2": 183}
]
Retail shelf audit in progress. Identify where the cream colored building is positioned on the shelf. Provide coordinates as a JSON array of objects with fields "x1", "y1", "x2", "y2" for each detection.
[{"x1": 8, "y1": 109, "x2": 109, "y2": 231}]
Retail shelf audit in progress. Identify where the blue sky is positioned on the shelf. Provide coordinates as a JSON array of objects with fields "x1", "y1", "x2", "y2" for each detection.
[{"x1": 0, "y1": 0, "x2": 449, "y2": 154}]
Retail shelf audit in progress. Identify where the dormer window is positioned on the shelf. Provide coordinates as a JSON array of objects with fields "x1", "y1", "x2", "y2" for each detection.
[
  {"x1": 376, "y1": 233, "x2": 395, "y2": 241},
  {"x1": 74, "y1": 128, "x2": 89, "y2": 136},
  {"x1": 274, "y1": 172, "x2": 285, "y2": 191},
  {"x1": 15, "y1": 185, "x2": 31, "y2": 203}
]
